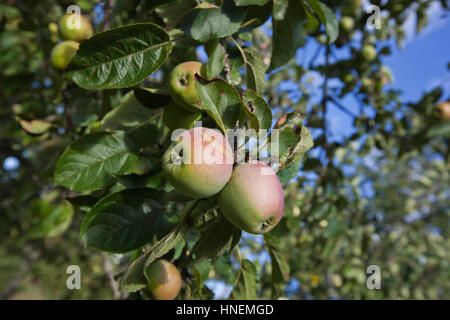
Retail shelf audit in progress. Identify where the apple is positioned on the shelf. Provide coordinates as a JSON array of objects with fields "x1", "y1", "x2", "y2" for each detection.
[
  {"x1": 342, "y1": 73, "x2": 355, "y2": 83},
  {"x1": 59, "y1": 13, "x2": 94, "y2": 42},
  {"x1": 218, "y1": 161, "x2": 284, "y2": 234},
  {"x1": 361, "y1": 45, "x2": 377, "y2": 61},
  {"x1": 162, "y1": 127, "x2": 233, "y2": 199},
  {"x1": 316, "y1": 34, "x2": 327, "y2": 45},
  {"x1": 379, "y1": 65, "x2": 394, "y2": 85},
  {"x1": 340, "y1": 16, "x2": 355, "y2": 33},
  {"x1": 51, "y1": 40, "x2": 79, "y2": 70},
  {"x1": 147, "y1": 259, "x2": 182, "y2": 300},
  {"x1": 168, "y1": 61, "x2": 203, "y2": 111},
  {"x1": 438, "y1": 101, "x2": 450, "y2": 121},
  {"x1": 163, "y1": 101, "x2": 202, "y2": 131}
]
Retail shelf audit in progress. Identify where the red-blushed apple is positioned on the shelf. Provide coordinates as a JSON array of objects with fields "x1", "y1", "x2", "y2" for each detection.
[
  {"x1": 162, "y1": 127, "x2": 233, "y2": 199},
  {"x1": 147, "y1": 259, "x2": 182, "y2": 300},
  {"x1": 168, "y1": 61, "x2": 203, "y2": 111},
  {"x1": 51, "y1": 40, "x2": 79, "y2": 70},
  {"x1": 59, "y1": 13, "x2": 94, "y2": 42},
  {"x1": 438, "y1": 101, "x2": 450, "y2": 121},
  {"x1": 218, "y1": 161, "x2": 284, "y2": 234},
  {"x1": 163, "y1": 101, "x2": 202, "y2": 131}
]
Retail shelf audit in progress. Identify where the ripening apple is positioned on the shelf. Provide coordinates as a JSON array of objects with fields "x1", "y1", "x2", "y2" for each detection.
[
  {"x1": 147, "y1": 259, "x2": 182, "y2": 300},
  {"x1": 163, "y1": 101, "x2": 202, "y2": 131},
  {"x1": 162, "y1": 127, "x2": 233, "y2": 199},
  {"x1": 59, "y1": 13, "x2": 94, "y2": 42},
  {"x1": 361, "y1": 45, "x2": 377, "y2": 61},
  {"x1": 438, "y1": 101, "x2": 450, "y2": 121},
  {"x1": 51, "y1": 40, "x2": 79, "y2": 70},
  {"x1": 218, "y1": 161, "x2": 284, "y2": 234},
  {"x1": 168, "y1": 61, "x2": 203, "y2": 112},
  {"x1": 340, "y1": 16, "x2": 355, "y2": 33}
]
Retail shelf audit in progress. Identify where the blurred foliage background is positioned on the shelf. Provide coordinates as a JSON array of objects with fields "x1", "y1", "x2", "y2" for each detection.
[{"x1": 0, "y1": 0, "x2": 449, "y2": 299}]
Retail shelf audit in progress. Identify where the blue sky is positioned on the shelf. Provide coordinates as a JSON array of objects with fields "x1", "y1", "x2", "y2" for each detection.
[{"x1": 325, "y1": 1, "x2": 450, "y2": 141}]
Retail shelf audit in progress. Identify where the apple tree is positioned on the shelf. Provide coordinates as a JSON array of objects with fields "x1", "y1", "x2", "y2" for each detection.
[{"x1": 0, "y1": 0, "x2": 449, "y2": 299}]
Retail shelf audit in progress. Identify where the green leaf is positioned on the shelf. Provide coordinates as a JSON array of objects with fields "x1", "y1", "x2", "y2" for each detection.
[
  {"x1": 119, "y1": 209, "x2": 190, "y2": 293},
  {"x1": 119, "y1": 251, "x2": 149, "y2": 293},
  {"x1": 64, "y1": 23, "x2": 173, "y2": 89},
  {"x1": 180, "y1": 0, "x2": 246, "y2": 43},
  {"x1": 155, "y1": 0, "x2": 197, "y2": 30},
  {"x1": 194, "y1": 79, "x2": 243, "y2": 132},
  {"x1": 81, "y1": 188, "x2": 172, "y2": 253},
  {"x1": 189, "y1": 215, "x2": 241, "y2": 264},
  {"x1": 143, "y1": 223, "x2": 189, "y2": 276},
  {"x1": 305, "y1": 0, "x2": 325, "y2": 24},
  {"x1": 100, "y1": 92, "x2": 155, "y2": 131},
  {"x1": 324, "y1": 217, "x2": 346, "y2": 238},
  {"x1": 269, "y1": 0, "x2": 303, "y2": 70},
  {"x1": 272, "y1": 0, "x2": 288, "y2": 20},
  {"x1": 232, "y1": 259, "x2": 258, "y2": 299},
  {"x1": 311, "y1": 202, "x2": 332, "y2": 220},
  {"x1": 242, "y1": 89, "x2": 273, "y2": 131},
  {"x1": 278, "y1": 126, "x2": 314, "y2": 171},
  {"x1": 427, "y1": 122, "x2": 450, "y2": 138},
  {"x1": 272, "y1": 127, "x2": 298, "y2": 160},
  {"x1": 264, "y1": 234, "x2": 290, "y2": 299},
  {"x1": 26, "y1": 200, "x2": 74, "y2": 239},
  {"x1": 192, "y1": 259, "x2": 212, "y2": 298},
  {"x1": 244, "y1": 48, "x2": 266, "y2": 95},
  {"x1": 205, "y1": 40, "x2": 225, "y2": 79},
  {"x1": 100, "y1": 92, "x2": 167, "y2": 148},
  {"x1": 54, "y1": 131, "x2": 138, "y2": 192},
  {"x1": 277, "y1": 159, "x2": 301, "y2": 183},
  {"x1": 319, "y1": 2, "x2": 339, "y2": 44},
  {"x1": 133, "y1": 86, "x2": 171, "y2": 109},
  {"x1": 18, "y1": 119, "x2": 52, "y2": 135},
  {"x1": 235, "y1": 0, "x2": 268, "y2": 6}
]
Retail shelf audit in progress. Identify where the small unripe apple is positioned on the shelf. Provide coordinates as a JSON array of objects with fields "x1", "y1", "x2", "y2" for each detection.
[
  {"x1": 342, "y1": 73, "x2": 354, "y2": 83},
  {"x1": 147, "y1": 259, "x2": 182, "y2": 300},
  {"x1": 438, "y1": 101, "x2": 450, "y2": 121},
  {"x1": 168, "y1": 61, "x2": 203, "y2": 111},
  {"x1": 316, "y1": 34, "x2": 327, "y2": 45},
  {"x1": 48, "y1": 22, "x2": 59, "y2": 43},
  {"x1": 58, "y1": 13, "x2": 94, "y2": 42},
  {"x1": 361, "y1": 45, "x2": 377, "y2": 61},
  {"x1": 162, "y1": 127, "x2": 233, "y2": 199},
  {"x1": 51, "y1": 40, "x2": 79, "y2": 70},
  {"x1": 218, "y1": 161, "x2": 284, "y2": 234},
  {"x1": 163, "y1": 101, "x2": 202, "y2": 131},
  {"x1": 340, "y1": 16, "x2": 355, "y2": 33}
]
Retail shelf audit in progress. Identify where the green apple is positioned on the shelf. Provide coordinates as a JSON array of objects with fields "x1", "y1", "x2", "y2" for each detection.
[
  {"x1": 218, "y1": 161, "x2": 284, "y2": 234},
  {"x1": 162, "y1": 127, "x2": 233, "y2": 199},
  {"x1": 168, "y1": 61, "x2": 203, "y2": 111},
  {"x1": 340, "y1": 16, "x2": 355, "y2": 33},
  {"x1": 163, "y1": 101, "x2": 202, "y2": 131},
  {"x1": 59, "y1": 13, "x2": 93, "y2": 42},
  {"x1": 361, "y1": 45, "x2": 377, "y2": 61},
  {"x1": 147, "y1": 259, "x2": 182, "y2": 300},
  {"x1": 51, "y1": 40, "x2": 79, "y2": 70},
  {"x1": 316, "y1": 34, "x2": 327, "y2": 45},
  {"x1": 342, "y1": 73, "x2": 355, "y2": 83}
]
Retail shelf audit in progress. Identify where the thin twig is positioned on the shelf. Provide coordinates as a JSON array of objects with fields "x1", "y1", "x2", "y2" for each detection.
[
  {"x1": 102, "y1": 0, "x2": 112, "y2": 31},
  {"x1": 328, "y1": 95, "x2": 357, "y2": 118},
  {"x1": 102, "y1": 253, "x2": 121, "y2": 300}
]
